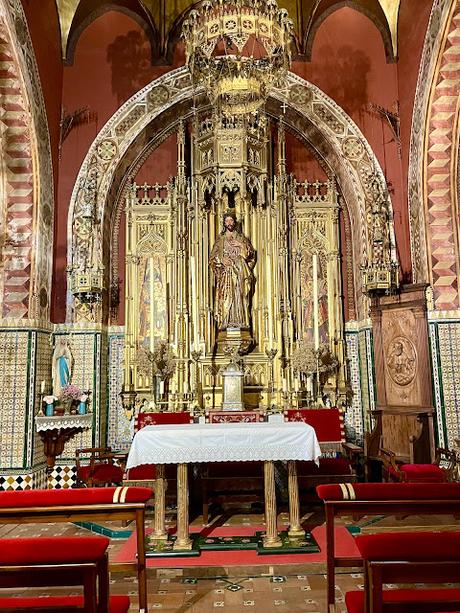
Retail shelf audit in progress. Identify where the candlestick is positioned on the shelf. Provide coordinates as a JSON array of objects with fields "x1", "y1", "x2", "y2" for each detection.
[{"x1": 312, "y1": 253, "x2": 319, "y2": 350}]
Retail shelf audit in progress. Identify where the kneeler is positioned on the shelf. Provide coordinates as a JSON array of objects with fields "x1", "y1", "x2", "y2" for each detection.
[
  {"x1": 345, "y1": 531, "x2": 460, "y2": 613},
  {"x1": 0, "y1": 535, "x2": 130, "y2": 612}
]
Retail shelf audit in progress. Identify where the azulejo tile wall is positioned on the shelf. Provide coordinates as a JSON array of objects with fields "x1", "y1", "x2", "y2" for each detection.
[
  {"x1": 344, "y1": 323, "x2": 375, "y2": 446},
  {"x1": 107, "y1": 330, "x2": 131, "y2": 451},
  {"x1": 429, "y1": 314, "x2": 460, "y2": 449},
  {"x1": 0, "y1": 323, "x2": 105, "y2": 490}
]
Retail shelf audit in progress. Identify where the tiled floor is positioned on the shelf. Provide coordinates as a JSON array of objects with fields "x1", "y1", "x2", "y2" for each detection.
[{"x1": 1, "y1": 506, "x2": 459, "y2": 612}]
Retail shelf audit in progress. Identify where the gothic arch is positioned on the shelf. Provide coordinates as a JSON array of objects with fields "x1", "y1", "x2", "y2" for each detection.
[
  {"x1": 303, "y1": 0, "x2": 395, "y2": 62},
  {"x1": 65, "y1": 1, "x2": 159, "y2": 65},
  {"x1": 408, "y1": 0, "x2": 460, "y2": 310},
  {"x1": 0, "y1": 0, "x2": 54, "y2": 320},
  {"x1": 68, "y1": 67, "x2": 396, "y2": 323}
]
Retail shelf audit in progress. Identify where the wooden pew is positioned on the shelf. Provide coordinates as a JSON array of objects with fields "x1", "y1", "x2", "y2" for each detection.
[
  {"x1": 316, "y1": 482, "x2": 460, "y2": 611},
  {"x1": 0, "y1": 486, "x2": 152, "y2": 613},
  {"x1": 346, "y1": 531, "x2": 460, "y2": 613}
]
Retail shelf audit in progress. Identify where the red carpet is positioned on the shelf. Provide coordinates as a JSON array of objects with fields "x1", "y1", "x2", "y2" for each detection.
[{"x1": 114, "y1": 524, "x2": 360, "y2": 567}]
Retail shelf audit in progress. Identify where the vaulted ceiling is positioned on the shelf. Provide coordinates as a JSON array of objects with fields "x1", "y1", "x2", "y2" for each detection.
[{"x1": 55, "y1": 0, "x2": 401, "y2": 65}]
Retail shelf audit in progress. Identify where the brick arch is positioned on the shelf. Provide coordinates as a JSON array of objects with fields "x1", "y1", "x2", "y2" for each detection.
[
  {"x1": 409, "y1": 0, "x2": 460, "y2": 310},
  {"x1": 0, "y1": 1, "x2": 53, "y2": 320}
]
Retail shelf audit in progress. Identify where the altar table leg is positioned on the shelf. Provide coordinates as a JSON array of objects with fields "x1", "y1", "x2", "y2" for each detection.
[
  {"x1": 263, "y1": 460, "x2": 282, "y2": 548},
  {"x1": 152, "y1": 464, "x2": 168, "y2": 540},
  {"x1": 287, "y1": 460, "x2": 305, "y2": 539},
  {"x1": 174, "y1": 462, "x2": 193, "y2": 550}
]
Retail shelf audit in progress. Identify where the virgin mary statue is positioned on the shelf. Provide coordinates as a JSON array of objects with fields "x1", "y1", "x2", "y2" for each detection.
[{"x1": 52, "y1": 337, "x2": 73, "y2": 397}]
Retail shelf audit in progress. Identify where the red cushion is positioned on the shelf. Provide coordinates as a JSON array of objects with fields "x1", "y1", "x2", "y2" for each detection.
[
  {"x1": 0, "y1": 486, "x2": 153, "y2": 509},
  {"x1": 316, "y1": 482, "x2": 460, "y2": 501},
  {"x1": 346, "y1": 589, "x2": 460, "y2": 613},
  {"x1": 126, "y1": 463, "x2": 157, "y2": 479},
  {"x1": 400, "y1": 463, "x2": 446, "y2": 482},
  {"x1": 297, "y1": 457, "x2": 352, "y2": 476},
  {"x1": 0, "y1": 536, "x2": 109, "y2": 564},
  {"x1": 355, "y1": 531, "x2": 460, "y2": 561},
  {"x1": 284, "y1": 408, "x2": 344, "y2": 443},
  {"x1": 0, "y1": 595, "x2": 130, "y2": 612}
]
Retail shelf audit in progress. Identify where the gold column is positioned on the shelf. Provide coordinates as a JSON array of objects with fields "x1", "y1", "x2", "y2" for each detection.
[
  {"x1": 174, "y1": 463, "x2": 193, "y2": 550},
  {"x1": 287, "y1": 460, "x2": 305, "y2": 538},
  {"x1": 262, "y1": 460, "x2": 282, "y2": 548},
  {"x1": 152, "y1": 464, "x2": 168, "y2": 540}
]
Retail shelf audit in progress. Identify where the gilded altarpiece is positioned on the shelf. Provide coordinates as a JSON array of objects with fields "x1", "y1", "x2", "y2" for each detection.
[{"x1": 124, "y1": 120, "x2": 347, "y2": 411}]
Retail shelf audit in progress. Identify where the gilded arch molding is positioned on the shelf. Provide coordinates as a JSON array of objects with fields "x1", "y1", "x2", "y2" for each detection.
[
  {"x1": 0, "y1": 0, "x2": 54, "y2": 321},
  {"x1": 408, "y1": 0, "x2": 460, "y2": 310},
  {"x1": 68, "y1": 67, "x2": 397, "y2": 322}
]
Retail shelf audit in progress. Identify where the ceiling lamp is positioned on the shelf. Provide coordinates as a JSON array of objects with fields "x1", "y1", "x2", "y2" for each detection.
[{"x1": 182, "y1": 0, "x2": 293, "y2": 115}]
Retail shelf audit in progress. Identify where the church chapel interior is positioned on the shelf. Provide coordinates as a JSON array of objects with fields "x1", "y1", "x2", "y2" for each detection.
[{"x1": 2, "y1": 0, "x2": 460, "y2": 611}]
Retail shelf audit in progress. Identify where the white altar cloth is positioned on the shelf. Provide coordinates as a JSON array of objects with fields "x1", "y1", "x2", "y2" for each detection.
[{"x1": 126, "y1": 421, "x2": 321, "y2": 468}]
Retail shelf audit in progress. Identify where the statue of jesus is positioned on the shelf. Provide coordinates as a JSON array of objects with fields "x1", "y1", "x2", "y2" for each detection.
[{"x1": 210, "y1": 211, "x2": 256, "y2": 330}]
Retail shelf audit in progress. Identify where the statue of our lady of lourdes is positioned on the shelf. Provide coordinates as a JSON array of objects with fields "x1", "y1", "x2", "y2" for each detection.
[{"x1": 52, "y1": 337, "x2": 73, "y2": 398}]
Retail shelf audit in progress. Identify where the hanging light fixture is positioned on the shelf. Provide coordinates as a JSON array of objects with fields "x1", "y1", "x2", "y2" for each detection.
[{"x1": 182, "y1": 0, "x2": 293, "y2": 115}]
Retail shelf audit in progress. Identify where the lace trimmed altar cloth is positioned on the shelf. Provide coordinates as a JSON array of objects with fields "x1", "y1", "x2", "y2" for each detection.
[{"x1": 126, "y1": 421, "x2": 321, "y2": 468}]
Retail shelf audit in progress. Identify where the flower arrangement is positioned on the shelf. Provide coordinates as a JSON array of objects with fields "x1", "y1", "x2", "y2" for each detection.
[{"x1": 60, "y1": 383, "x2": 83, "y2": 402}]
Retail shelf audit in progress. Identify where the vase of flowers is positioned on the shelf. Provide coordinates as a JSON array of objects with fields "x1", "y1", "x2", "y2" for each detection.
[{"x1": 59, "y1": 383, "x2": 83, "y2": 414}]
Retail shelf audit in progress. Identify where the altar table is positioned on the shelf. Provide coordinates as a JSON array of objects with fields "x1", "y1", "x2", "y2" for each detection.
[{"x1": 126, "y1": 422, "x2": 321, "y2": 550}]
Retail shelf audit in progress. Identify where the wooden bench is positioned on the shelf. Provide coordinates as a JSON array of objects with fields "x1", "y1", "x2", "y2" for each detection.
[
  {"x1": 316, "y1": 482, "x2": 460, "y2": 610},
  {"x1": 0, "y1": 486, "x2": 152, "y2": 612},
  {"x1": 345, "y1": 531, "x2": 460, "y2": 613},
  {"x1": 0, "y1": 535, "x2": 130, "y2": 612}
]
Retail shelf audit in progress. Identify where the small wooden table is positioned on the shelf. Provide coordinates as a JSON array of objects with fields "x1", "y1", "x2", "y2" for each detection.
[{"x1": 126, "y1": 421, "x2": 321, "y2": 550}]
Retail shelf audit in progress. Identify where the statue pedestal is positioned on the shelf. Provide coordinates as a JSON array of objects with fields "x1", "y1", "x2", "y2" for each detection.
[
  {"x1": 222, "y1": 362, "x2": 245, "y2": 411},
  {"x1": 217, "y1": 327, "x2": 252, "y2": 355}
]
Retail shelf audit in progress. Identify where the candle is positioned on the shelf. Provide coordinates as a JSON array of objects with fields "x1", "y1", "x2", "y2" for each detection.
[
  {"x1": 190, "y1": 255, "x2": 198, "y2": 344},
  {"x1": 159, "y1": 380, "x2": 165, "y2": 396},
  {"x1": 184, "y1": 379, "x2": 189, "y2": 394},
  {"x1": 306, "y1": 376, "x2": 312, "y2": 393},
  {"x1": 266, "y1": 253, "x2": 273, "y2": 341},
  {"x1": 312, "y1": 253, "x2": 319, "y2": 350},
  {"x1": 294, "y1": 377, "x2": 300, "y2": 392},
  {"x1": 40, "y1": 380, "x2": 45, "y2": 393},
  {"x1": 282, "y1": 377, "x2": 287, "y2": 393}
]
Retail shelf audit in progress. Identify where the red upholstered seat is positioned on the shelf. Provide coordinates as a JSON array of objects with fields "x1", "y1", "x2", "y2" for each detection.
[
  {"x1": 126, "y1": 463, "x2": 157, "y2": 480},
  {"x1": 391, "y1": 463, "x2": 446, "y2": 482},
  {"x1": 0, "y1": 485, "x2": 153, "y2": 508},
  {"x1": 346, "y1": 588, "x2": 460, "y2": 613},
  {"x1": 284, "y1": 408, "x2": 344, "y2": 447},
  {"x1": 316, "y1": 481, "x2": 460, "y2": 501},
  {"x1": 77, "y1": 463, "x2": 124, "y2": 484},
  {"x1": 355, "y1": 531, "x2": 460, "y2": 561},
  {"x1": 0, "y1": 536, "x2": 109, "y2": 564},
  {"x1": 0, "y1": 595, "x2": 130, "y2": 612}
]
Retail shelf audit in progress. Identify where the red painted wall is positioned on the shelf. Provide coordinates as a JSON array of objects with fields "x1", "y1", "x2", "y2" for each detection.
[
  {"x1": 50, "y1": 5, "x2": 432, "y2": 321},
  {"x1": 53, "y1": 11, "x2": 184, "y2": 321},
  {"x1": 398, "y1": 0, "x2": 433, "y2": 234},
  {"x1": 20, "y1": 0, "x2": 62, "y2": 190},
  {"x1": 291, "y1": 7, "x2": 411, "y2": 283}
]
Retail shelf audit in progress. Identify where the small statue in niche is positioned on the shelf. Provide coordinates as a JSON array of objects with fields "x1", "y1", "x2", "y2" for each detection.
[
  {"x1": 210, "y1": 211, "x2": 256, "y2": 330},
  {"x1": 51, "y1": 337, "x2": 73, "y2": 398}
]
